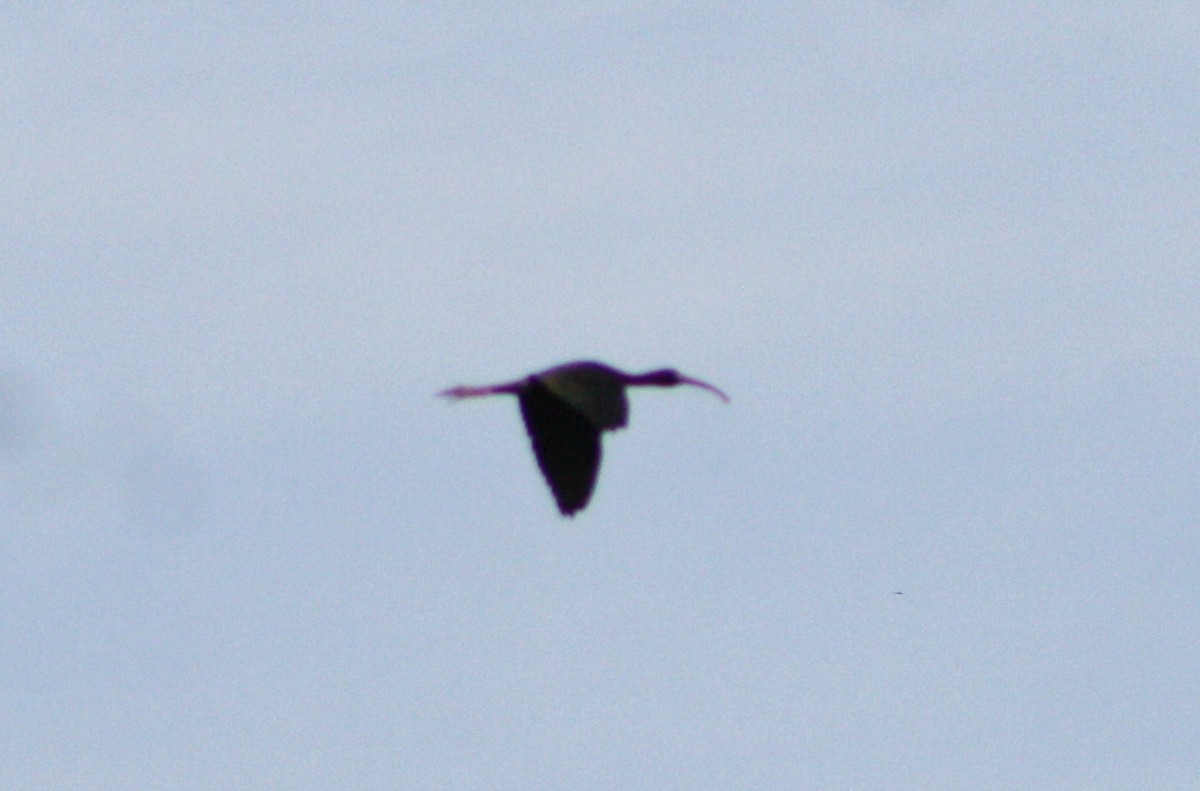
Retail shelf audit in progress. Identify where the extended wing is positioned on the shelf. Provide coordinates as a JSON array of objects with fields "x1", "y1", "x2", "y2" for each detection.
[{"x1": 517, "y1": 379, "x2": 602, "y2": 516}]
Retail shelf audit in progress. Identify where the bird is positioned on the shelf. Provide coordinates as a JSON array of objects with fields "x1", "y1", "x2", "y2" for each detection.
[{"x1": 439, "y1": 360, "x2": 728, "y2": 516}]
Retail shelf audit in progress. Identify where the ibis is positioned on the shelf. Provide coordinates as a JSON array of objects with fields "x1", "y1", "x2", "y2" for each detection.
[{"x1": 439, "y1": 360, "x2": 728, "y2": 516}]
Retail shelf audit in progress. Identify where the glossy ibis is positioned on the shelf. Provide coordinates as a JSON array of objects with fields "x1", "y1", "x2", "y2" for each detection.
[{"x1": 439, "y1": 360, "x2": 728, "y2": 516}]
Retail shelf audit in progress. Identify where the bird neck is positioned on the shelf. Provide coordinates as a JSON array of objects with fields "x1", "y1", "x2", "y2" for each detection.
[{"x1": 626, "y1": 369, "x2": 678, "y2": 387}]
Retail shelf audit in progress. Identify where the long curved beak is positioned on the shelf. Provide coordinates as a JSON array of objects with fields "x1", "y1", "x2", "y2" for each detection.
[{"x1": 679, "y1": 376, "x2": 730, "y2": 403}]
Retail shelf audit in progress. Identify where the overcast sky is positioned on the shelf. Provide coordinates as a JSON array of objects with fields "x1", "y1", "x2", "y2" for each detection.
[{"x1": 3, "y1": 4, "x2": 1198, "y2": 789}]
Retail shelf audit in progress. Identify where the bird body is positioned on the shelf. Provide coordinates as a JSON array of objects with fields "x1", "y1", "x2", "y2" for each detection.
[
  {"x1": 439, "y1": 360, "x2": 727, "y2": 516},
  {"x1": 534, "y1": 361, "x2": 631, "y2": 430}
]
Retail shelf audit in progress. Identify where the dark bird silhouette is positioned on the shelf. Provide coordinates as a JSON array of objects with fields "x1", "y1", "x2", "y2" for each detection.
[{"x1": 439, "y1": 360, "x2": 728, "y2": 516}]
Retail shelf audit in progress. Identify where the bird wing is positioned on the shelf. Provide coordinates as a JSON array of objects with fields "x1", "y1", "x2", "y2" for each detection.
[{"x1": 518, "y1": 380, "x2": 602, "y2": 516}]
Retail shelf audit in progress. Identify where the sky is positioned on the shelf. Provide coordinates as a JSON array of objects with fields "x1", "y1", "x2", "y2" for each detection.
[{"x1": 3, "y1": 4, "x2": 1198, "y2": 788}]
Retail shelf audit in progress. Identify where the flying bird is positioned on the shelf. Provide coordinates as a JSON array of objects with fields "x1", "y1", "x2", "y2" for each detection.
[{"x1": 439, "y1": 360, "x2": 728, "y2": 516}]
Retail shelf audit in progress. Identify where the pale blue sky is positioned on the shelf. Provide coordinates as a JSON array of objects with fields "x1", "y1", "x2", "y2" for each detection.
[{"x1": 3, "y1": 5, "x2": 1198, "y2": 788}]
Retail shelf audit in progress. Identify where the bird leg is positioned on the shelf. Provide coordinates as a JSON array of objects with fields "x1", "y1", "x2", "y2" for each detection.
[{"x1": 438, "y1": 382, "x2": 522, "y2": 400}]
